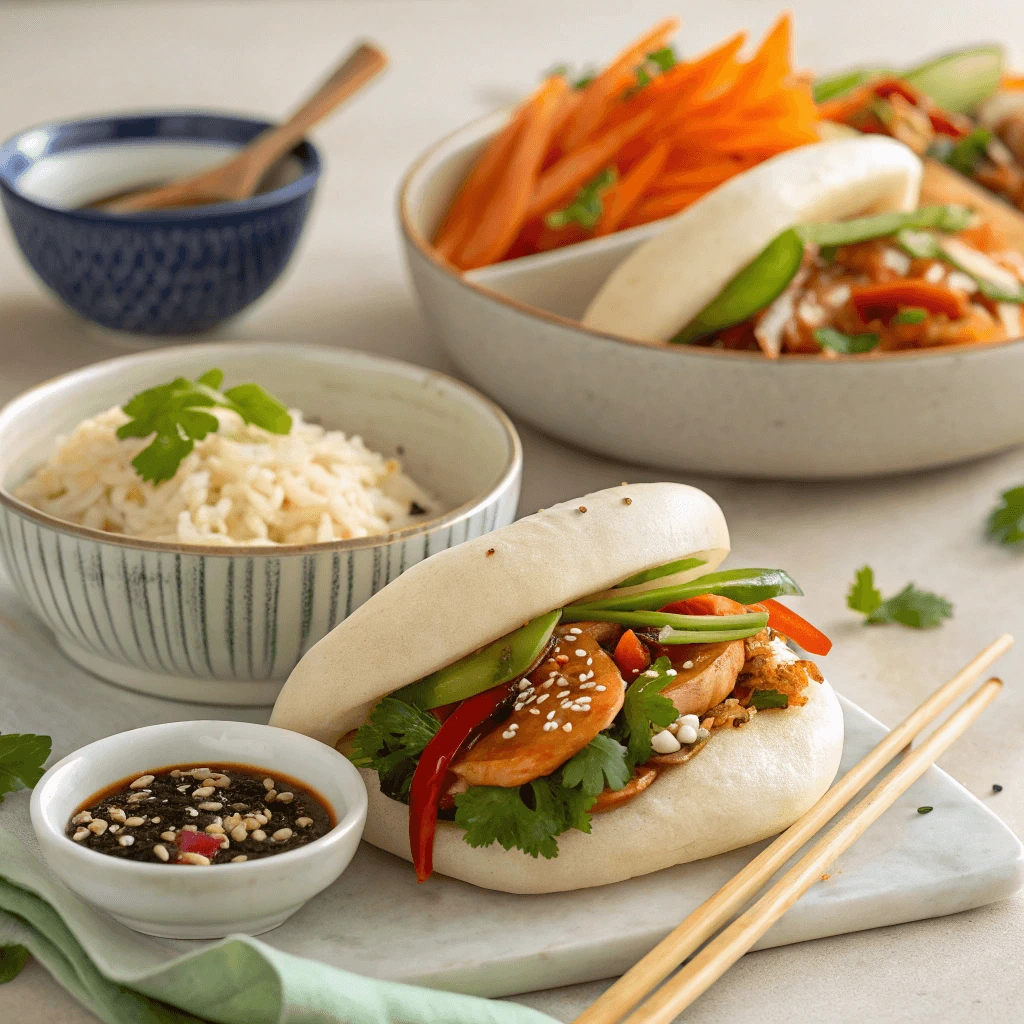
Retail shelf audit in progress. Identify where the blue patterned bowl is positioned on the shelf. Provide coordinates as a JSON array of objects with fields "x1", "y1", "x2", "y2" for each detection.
[{"x1": 0, "y1": 111, "x2": 320, "y2": 335}]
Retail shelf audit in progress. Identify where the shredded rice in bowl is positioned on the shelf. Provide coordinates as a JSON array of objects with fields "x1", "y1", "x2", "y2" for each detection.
[{"x1": 15, "y1": 407, "x2": 441, "y2": 546}]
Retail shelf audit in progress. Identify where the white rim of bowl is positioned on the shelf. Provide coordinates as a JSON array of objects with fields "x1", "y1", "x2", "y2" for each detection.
[
  {"x1": 397, "y1": 110, "x2": 1024, "y2": 366},
  {"x1": 31, "y1": 721, "x2": 366, "y2": 876},
  {"x1": 0, "y1": 341, "x2": 522, "y2": 556}
]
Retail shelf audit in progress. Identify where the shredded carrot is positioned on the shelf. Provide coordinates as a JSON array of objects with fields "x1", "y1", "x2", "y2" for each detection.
[
  {"x1": 525, "y1": 109, "x2": 653, "y2": 220},
  {"x1": 560, "y1": 17, "x2": 680, "y2": 152},
  {"x1": 595, "y1": 141, "x2": 669, "y2": 235},
  {"x1": 1002, "y1": 73, "x2": 1024, "y2": 91},
  {"x1": 433, "y1": 104, "x2": 528, "y2": 261},
  {"x1": 432, "y1": 15, "x2": 821, "y2": 267},
  {"x1": 850, "y1": 281, "x2": 970, "y2": 320},
  {"x1": 456, "y1": 76, "x2": 568, "y2": 270}
]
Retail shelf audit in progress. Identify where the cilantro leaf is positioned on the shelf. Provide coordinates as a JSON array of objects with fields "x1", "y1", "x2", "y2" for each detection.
[
  {"x1": 0, "y1": 733, "x2": 51, "y2": 803},
  {"x1": 562, "y1": 734, "x2": 631, "y2": 799},
  {"x1": 349, "y1": 698, "x2": 439, "y2": 803},
  {"x1": 749, "y1": 689, "x2": 789, "y2": 710},
  {"x1": 117, "y1": 370, "x2": 292, "y2": 485},
  {"x1": 544, "y1": 167, "x2": 617, "y2": 230},
  {"x1": 867, "y1": 584, "x2": 953, "y2": 629},
  {"x1": 454, "y1": 777, "x2": 593, "y2": 859},
  {"x1": 634, "y1": 46, "x2": 678, "y2": 89},
  {"x1": 987, "y1": 486, "x2": 1024, "y2": 546},
  {"x1": 0, "y1": 945, "x2": 29, "y2": 984},
  {"x1": 613, "y1": 657, "x2": 679, "y2": 767},
  {"x1": 945, "y1": 127, "x2": 993, "y2": 177},
  {"x1": 847, "y1": 566, "x2": 883, "y2": 615},
  {"x1": 847, "y1": 566, "x2": 952, "y2": 628},
  {"x1": 814, "y1": 327, "x2": 880, "y2": 354},
  {"x1": 545, "y1": 64, "x2": 596, "y2": 90}
]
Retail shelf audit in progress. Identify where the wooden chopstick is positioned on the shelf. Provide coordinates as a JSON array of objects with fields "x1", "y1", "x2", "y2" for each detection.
[
  {"x1": 622, "y1": 676, "x2": 1003, "y2": 1024},
  {"x1": 574, "y1": 634, "x2": 1013, "y2": 1024}
]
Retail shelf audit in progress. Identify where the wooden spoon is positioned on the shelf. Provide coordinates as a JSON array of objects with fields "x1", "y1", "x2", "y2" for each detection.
[{"x1": 99, "y1": 42, "x2": 387, "y2": 212}]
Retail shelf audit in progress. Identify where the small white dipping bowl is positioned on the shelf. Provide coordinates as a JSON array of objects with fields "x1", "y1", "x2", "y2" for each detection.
[
  {"x1": 400, "y1": 112, "x2": 1024, "y2": 479},
  {"x1": 30, "y1": 720, "x2": 367, "y2": 938},
  {"x1": 0, "y1": 342, "x2": 521, "y2": 704}
]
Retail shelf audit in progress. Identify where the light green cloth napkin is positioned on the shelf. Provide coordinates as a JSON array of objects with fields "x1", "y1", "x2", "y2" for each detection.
[{"x1": 0, "y1": 797, "x2": 558, "y2": 1024}]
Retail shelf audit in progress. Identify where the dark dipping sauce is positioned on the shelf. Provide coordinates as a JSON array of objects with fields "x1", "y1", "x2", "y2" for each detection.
[{"x1": 66, "y1": 763, "x2": 334, "y2": 866}]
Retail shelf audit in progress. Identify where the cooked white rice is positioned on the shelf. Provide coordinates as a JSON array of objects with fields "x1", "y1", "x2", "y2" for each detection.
[{"x1": 15, "y1": 406, "x2": 441, "y2": 546}]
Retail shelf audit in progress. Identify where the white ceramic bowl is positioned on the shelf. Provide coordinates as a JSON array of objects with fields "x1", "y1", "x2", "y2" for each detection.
[
  {"x1": 30, "y1": 720, "x2": 367, "y2": 938},
  {"x1": 0, "y1": 341, "x2": 521, "y2": 704},
  {"x1": 400, "y1": 112, "x2": 1024, "y2": 479}
]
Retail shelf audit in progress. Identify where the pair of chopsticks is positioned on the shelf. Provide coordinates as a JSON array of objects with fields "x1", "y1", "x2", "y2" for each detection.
[{"x1": 575, "y1": 634, "x2": 1012, "y2": 1024}]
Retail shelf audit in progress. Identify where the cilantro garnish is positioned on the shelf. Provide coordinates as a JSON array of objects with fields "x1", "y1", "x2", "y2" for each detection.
[
  {"x1": 0, "y1": 732, "x2": 51, "y2": 803},
  {"x1": 847, "y1": 566, "x2": 953, "y2": 629},
  {"x1": 349, "y1": 698, "x2": 439, "y2": 803},
  {"x1": 613, "y1": 657, "x2": 679, "y2": 767},
  {"x1": 0, "y1": 945, "x2": 29, "y2": 985},
  {"x1": 117, "y1": 369, "x2": 292, "y2": 485},
  {"x1": 562, "y1": 734, "x2": 632, "y2": 799},
  {"x1": 892, "y1": 307, "x2": 927, "y2": 325},
  {"x1": 634, "y1": 46, "x2": 677, "y2": 89},
  {"x1": 749, "y1": 689, "x2": 789, "y2": 710},
  {"x1": 814, "y1": 327, "x2": 881, "y2": 354},
  {"x1": 944, "y1": 127, "x2": 993, "y2": 177},
  {"x1": 544, "y1": 167, "x2": 617, "y2": 230},
  {"x1": 545, "y1": 64, "x2": 596, "y2": 90},
  {"x1": 987, "y1": 486, "x2": 1024, "y2": 546},
  {"x1": 454, "y1": 776, "x2": 593, "y2": 859}
]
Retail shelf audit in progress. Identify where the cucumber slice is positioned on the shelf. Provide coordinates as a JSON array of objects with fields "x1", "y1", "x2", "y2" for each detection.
[
  {"x1": 798, "y1": 205, "x2": 973, "y2": 247},
  {"x1": 812, "y1": 45, "x2": 1003, "y2": 113},
  {"x1": 904, "y1": 45, "x2": 1004, "y2": 114},
  {"x1": 614, "y1": 556, "x2": 707, "y2": 589},
  {"x1": 671, "y1": 229, "x2": 805, "y2": 344},
  {"x1": 395, "y1": 609, "x2": 560, "y2": 709},
  {"x1": 559, "y1": 608, "x2": 768, "y2": 632}
]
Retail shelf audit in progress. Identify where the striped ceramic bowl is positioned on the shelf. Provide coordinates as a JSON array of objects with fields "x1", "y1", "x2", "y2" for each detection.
[{"x1": 0, "y1": 342, "x2": 521, "y2": 705}]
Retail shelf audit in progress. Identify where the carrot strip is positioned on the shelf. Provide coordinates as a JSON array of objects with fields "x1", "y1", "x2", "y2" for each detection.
[
  {"x1": 525, "y1": 109, "x2": 653, "y2": 220},
  {"x1": 626, "y1": 185, "x2": 719, "y2": 223},
  {"x1": 456, "y1": 76, "x2": 568, "y2": 270},
  {"x1": 851, "y1": 281, "x2": 970, "y2": 320},
  {"x1": 560, "y1": 16, "x2": 680, "y2": 152},
  {"x1": 433, "y1": 105, "x2": 527, "y2": 260},
  {"x1": 595, "y1": 140, "x2": 669, "y2": 235},
  {"x1": 651, "y1": 161, "x2": 749, "y2": 191}
]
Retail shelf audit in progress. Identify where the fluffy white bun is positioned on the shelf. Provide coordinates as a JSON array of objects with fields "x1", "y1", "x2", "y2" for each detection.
[
  {"x1": 582, "y1": 136, "x2": 923, "y2": 343},
  {"x1": 270, "y1": 482, "x2": 729, "y2": 744},
  {"x1": 361, "y1": 677, "x2": 844, "y2": 893}
]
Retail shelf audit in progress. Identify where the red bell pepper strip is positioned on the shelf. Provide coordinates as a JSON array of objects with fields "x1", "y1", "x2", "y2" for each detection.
[
  {"x1": 408, "y1": 682, "x2": 512, "y2": 882},
  {"x1": 851, "y1": 281, "x2": 968, "y2": 321},
  {"x1": 177, "y1": 829, "x2": 222, "y2": 860},
  {"x1": 761, "y1": 598, "x2": 832, "y2": 655},
  {"x1": 613, "y1": 629, "x2": 650, "y2": 678}
]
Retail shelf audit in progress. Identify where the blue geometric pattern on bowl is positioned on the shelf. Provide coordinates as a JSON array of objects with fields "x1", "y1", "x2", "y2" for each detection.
[{"x1": 0, "y1": 112, "x2": 320, "y2": 335}]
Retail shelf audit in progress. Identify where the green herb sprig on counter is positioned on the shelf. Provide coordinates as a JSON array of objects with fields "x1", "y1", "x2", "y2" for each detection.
[
  {"x1": 847, "y1": 566, "x2": 953, "y2": 629},
  {"x1": 987, "y1": 486, "x2": 1024, "y2": 546},
  {"x1": 0, "y1": 732, "x2": 51, "y2": 803},
  {"x1": 117, "y1": 369, "x2": 292, "y2": 485}
]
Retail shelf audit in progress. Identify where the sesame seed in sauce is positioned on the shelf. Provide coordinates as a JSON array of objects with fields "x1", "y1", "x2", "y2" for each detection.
[
  {"x1": 130, "y1": 775, "x2": 155, "y2": 790},
  {"x1": 586, "y1": 658, "x2": 593, "y2": 666},
  {"x1": 537, "y1": 694, "x2": 550, "y2": 704},
  {"x1": 562, "y1": 723, "x2": 572, "y2": 732},
  {"x1": 595, "y1": 685, "x2": 606, "y2": 691},
  {"x1": 569, "y1": 627, "x2": 583, "y2": 635},
  {"x1": 557, "y1": 690, "x2": 571, "y2": 698},
  {"x1": 666, "y1": 668, "x2": 677, "y2": 676},
  {"x1": 575, "y1": 649, "x2": 587, "y2": 657},
  {"x1": 502, "y1": 730, "x2": 515, "y2": 739},
  {"x1": 543, "y1": 722, "x2": 558, "y2": 732},
  {"x1": 547, "y1": 710, "x2": 556, "y2": 720},
  {"x1": 530, "y1": 708, "x2": 541, "y2": 715},
  {"x1": 644, "y1": 669, "x2": 659, "y2": 678},
  {"x1": 683, "y1": 661, "x2": 694, "y2": 670}
]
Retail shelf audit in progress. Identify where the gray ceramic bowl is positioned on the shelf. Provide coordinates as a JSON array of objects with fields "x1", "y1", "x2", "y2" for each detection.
[
  {"x1": 0, "y1": 342, "x2": 521, "y2": 704},
  {"x1": 400, "y1": 112, "x2": 1024, "y2": 479}
]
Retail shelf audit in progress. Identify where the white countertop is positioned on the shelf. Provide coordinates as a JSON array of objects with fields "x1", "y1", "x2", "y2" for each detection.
[{"x1": 2, "y1": 1, "x2": 1023, "y2": 1020}]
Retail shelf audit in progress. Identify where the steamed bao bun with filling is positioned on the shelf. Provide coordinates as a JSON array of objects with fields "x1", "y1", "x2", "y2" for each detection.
[
  {"x1": 271, "y1": 483, "x2": 843, "y2": 894},
  {"x1": 584, "y1": 135, "x2": 1024, "y2": 355}
]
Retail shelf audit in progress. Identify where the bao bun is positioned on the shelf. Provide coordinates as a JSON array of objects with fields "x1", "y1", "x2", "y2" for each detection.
[
  {"x1": 583, "y1": 136, "x2": 923, "y2": 343},
  {"x1": 270, "y1": 482, "x2": 844, "y2": 893}
]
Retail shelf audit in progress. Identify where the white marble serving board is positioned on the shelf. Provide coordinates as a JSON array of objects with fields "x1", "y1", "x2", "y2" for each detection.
[{"x1": 152, "y1": 696, "x2": 1023, "y2": 998}]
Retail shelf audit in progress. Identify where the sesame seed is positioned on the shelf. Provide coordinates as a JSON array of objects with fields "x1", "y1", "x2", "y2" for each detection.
[
  {"x1": 543, "y1": 721, "x2": 558, "y2": 732},
  {"x1": 160, "y1": 830, "x2": 177, "y2": 842},
  {"x1": 180, "y1": 852, "x2": 211, "y2": 866},
  {"x1": 185, "y1": 806, "x2": 200, "y2": 817},
  {"x1": 557, "y1": 690, "x2": 571, "y2": 698},
  {"x1": 296, "y1": 817, "x2": 313, "y2": 827},
  {"x1": 251, "y1": 830, "x2": 267, "y2": 841},
  {"x1": 87, "y1": 819, "x2": 107, "y2": 835},
  {"x1": 198, "y1": 801, "x2": 223, "y2": 811},
  {"x1": 153, "y1": 844, "x2": 169, "y2": 862},
  {"x1": 72, "y1": 828, "x2": 88, "y2": 841},
  {"x1": 71, "y1": 811, "x2": 93, "y2": 825},
  {"x1": 586, "y1": 658, "x2": 593, "y2": 666},
  {"x1": 579, "y1": 673, "x2": 588, "y2": 681},
  {"x1": 272, "y1": 828, "x2": 293, "y2": 842},
  {"x1": 205, "y1": 824, "x2": 225, "y2": 835},
  {"x1": 263, "y1": 778, "x2": 275, "y2": 791},
  {"x1": 125, "y1": 816, "x2": 145, "y2": 827},
  {"x1": 683, "y1": 660, "x2": 694, "y2": 669},
  {"x1": 595, "y1": 685, "x2": 606, "y2": 691},
  {"x1": 547, "y1": 710, "x2": 556, "y2": 720},
  {"x1": 129, "y1": 775, "x2": 155, "y2": 790},
  {"x1": 537, "y1": 693, "x2": 550, "y2": 704},
  {"x1": 502, "y1": 730, "x2": 515, "y2": 739},
  {"x1": 574, "y1": 649, "x2": 587, "y2": 657},
  {"x1": 192, "y1": 786, "x2": 215, "y2": 799},
  {"x1": 231, "y1": 855, "x2": 248, "y2": 863},
  {"x1": 644, "y1": 669, "x2": 659, "y2": 678},
  {"x1": 486, "y1": 548, "x2": 495, "y2": 556},
  {"x1": 578, "y1": 506, "x2": 587, "y2": 513},
  {"x1": 519, "y1": 679, "x2": 531, "y2": 690},
  {"x1": 569, "y1": 627, "x2": 582, "y2": 634},
  {"x1": 666, "y1": 668, "x2": 677, "y2": 676},
  {"x1": 623, "y1": 497, "x2": 632, "y2": 505},
  {"x1": 529, "y1": 708, "x2": 541, "y2": 714},
  {"x1": 191, "y1": 769, "x2": 212, "y2": 779},
  {"x1": 556, "y1": 655, "x2": 569, "y2": 664},
  {"x1": 562, "y1": 723, "x2": 572, "y2": 732},
  {"x1": 117, "y1": 835, "x2": 135, "y2": 847}
]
